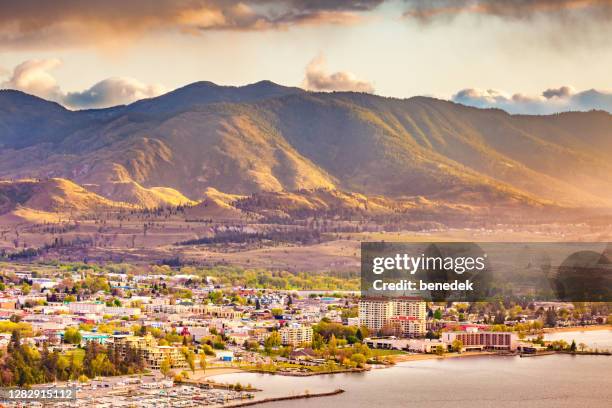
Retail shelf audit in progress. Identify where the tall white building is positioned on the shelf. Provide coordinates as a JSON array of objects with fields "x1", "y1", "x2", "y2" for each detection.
[{"x1": 359, "y1": 297, "x2": 426, "y2": 337}]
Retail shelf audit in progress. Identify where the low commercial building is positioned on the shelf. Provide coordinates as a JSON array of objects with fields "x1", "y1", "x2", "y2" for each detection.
[
  {"x1": 364, "y1": 337, "x2": 410, "y2": 350},
  {"x1": 364, "y1": 337, "x2": 447, "y2": 353},
  {"x1": 441, "y1": 328, "x2": 517, "y2": 351}
]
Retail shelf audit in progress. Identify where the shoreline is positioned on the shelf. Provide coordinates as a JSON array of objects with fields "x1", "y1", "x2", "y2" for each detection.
[
  {"x1": 541, "y1": 325, "x2": 612, "y2": 334},
  {"x1": 243, "y1": 367, "x2": 367, "y2": 377}
]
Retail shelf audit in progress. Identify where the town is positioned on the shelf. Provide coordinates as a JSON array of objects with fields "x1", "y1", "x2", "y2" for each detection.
[{"x1": 0, "y1": 261, "x2": 610, "y2": 407}]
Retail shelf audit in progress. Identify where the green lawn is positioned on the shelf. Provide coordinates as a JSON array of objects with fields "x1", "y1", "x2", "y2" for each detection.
[{"x1": 369, "y1": 349, "x2": 407, "y2": 356}]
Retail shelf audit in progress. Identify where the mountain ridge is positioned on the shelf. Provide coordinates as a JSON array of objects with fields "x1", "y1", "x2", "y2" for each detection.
[{"x1": 1, "y1": 81, "x2": 612, "y2": 210}]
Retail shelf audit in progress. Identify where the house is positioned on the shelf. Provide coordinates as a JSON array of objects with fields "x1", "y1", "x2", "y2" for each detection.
[{"x1": 216, "y1": 350, "x2": 234, "y2": 362}]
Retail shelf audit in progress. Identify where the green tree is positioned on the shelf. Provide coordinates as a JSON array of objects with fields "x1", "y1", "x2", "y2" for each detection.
[
  {"x1": 452, "y1": 339, "x2": 464, "y2": 353},
  {"x1": 63, "y1": 327, "x2": 82, "y2": 345},
  {"x1": 350, "y1": 353, "x2": 366, "y2": 368},
  {"x1": 264, "y1": 331, "x2": 281, "y2": 352},
  {"x1": 544, "y1": 308, "x2": 557, "y2": 328}
]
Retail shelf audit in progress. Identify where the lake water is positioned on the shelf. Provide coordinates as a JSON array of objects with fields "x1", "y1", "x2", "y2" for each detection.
[
  {"x1": 540, "y1": 329, "x2": 612, "y2": 351},
  {"x1": 215, "y1": 330, "x2": 612, "y2": 408}
]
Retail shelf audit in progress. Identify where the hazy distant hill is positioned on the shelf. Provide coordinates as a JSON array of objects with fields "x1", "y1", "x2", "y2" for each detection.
[{"x1": 1, "y1": 82, "x2": 612, "y2": 209}]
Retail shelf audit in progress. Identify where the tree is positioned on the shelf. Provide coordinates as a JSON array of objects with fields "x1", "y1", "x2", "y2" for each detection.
[
  {"x1": 570, "y1": 340, "x2": 577, "y2": 352},
  {"x1": 264, "y1": 331, "x2": 281, "y2": 352},
  {"x1": 199, "y1": 354, "x2": 207, "y2": 372},
  {"x1": 579, "y1": 342, "x2": 587, "y2": 352},
  {"x1": 433, "y1": 309, "x2": 443, "y2": 320},
  {"x1": 160, "y1": 356, "x2": 171, "y2": 378},
  {"x1": 185, "y1": 349, "x2": 196, "y2": 373},
  {"x1": 328, "y1": 334, "x2": 338, "y2": 357},
  {"x1": 545, "y1": 308, "x2": 557, "y2": 328},
  {"x1": 350, "y1": 353, "x2": 366, "y2": 368},
  {"x1": 63, "y1": 327, "x2": 82, "y2": 345},
  {"x1": 452, "y1": 339, "x2": 464, "y2": 353},
  {"x1": 435, "y1": 345, "x2": 446, "y2": 355},
  {"x1": 494, "y1": 312, "x2": 506, "y2": 325}
]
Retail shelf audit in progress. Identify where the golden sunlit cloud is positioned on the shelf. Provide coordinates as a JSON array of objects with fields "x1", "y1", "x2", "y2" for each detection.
[
  {"x1": 302, "y1": 54, "x2": 374, "y2": 93},
  {"x1": 0, "y1": 0, "x2": 384, "y2": 50}
]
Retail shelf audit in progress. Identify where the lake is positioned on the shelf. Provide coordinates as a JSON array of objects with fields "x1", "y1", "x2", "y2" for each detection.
[
  {"x1": 214, "y1": 330, "x2": 612, "y2": 408},
  {"x1": 540, "y1": 328, "x2": 612, "y2": 351}
]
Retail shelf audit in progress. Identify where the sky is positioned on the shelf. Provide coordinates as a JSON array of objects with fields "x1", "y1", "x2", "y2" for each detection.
[{"x1": 1, "y1": 0, "x2": 612, "y2": 113}]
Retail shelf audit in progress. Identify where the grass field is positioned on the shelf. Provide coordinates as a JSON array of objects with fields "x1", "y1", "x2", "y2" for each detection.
[{"x1": 369, "y1": 349, "x2": 407, "y2": 357}]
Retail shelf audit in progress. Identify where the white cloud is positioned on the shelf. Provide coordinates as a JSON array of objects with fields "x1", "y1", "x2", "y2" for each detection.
[
  {"x1": 452, "y1": 86, "x2": 612, "y2": 114},
  {"x1": 64, "y1": 78, "x2": 166, "y2": 109},
  {"x1": 1, "y1": 58, "x2": 63, "y2": 101},
  {"x1": 302, "y1": 54, "x2": 374, "y2": 93},
  {"x1": 1, "y1": 59, "x2": 166, "y2": 109}
]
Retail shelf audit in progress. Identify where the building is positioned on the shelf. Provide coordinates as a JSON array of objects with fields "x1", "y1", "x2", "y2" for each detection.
[
  {"x1": 68, "y1": 302, "x2": 105, "y2": 314},
  {"x1": 364, "y1": 337, "x2": 411, "y2": 350},
  {"x1": 109, "y1": 335, "x2": 187, "y2": 369},
  {"x1": 279, "y1": 324, "x2": 313, "y2": 346},
  {"x1": 441, "y1": 328, "x2": 518, "y2": 351},
  {"x1": 388, "y1": 315, "x2": 426, "y2": 338},
  {"x1": 216, "y1": 350, "x2": 234, "y2": 362},
  {"x1": 359, "y1": 297, "x2": 426, "y2": 337},
  {"x1": 144, "y1": 346, "x2": 189, "y2": 370},
  {"x1": 79, "y1": 331, "x2": 110, "y2": 345},
  {"x1": 68, "y1": 302, "x2": 140, "y2": 317},
  {"x1": 0, "y1": 298, "x2": 17, "y2": 310}
]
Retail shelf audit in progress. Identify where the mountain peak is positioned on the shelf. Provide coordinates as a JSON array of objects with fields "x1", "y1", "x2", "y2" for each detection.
[{"x1": 0, "y1": 89, "x2": 67, "y2": 112}]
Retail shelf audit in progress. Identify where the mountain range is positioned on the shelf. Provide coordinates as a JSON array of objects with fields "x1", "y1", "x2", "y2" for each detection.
[{"x1": 1, "y1": 81, "x2": 612, "y2": 217}]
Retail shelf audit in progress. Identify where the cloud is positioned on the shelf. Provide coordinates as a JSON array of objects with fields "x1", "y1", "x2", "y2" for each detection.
[
  {"x1": 1, "y1": 59, "x2": 165, "y2": 109},
  {"x1": 0, "y1": 0, "x2": 384, "y2": 50},
  {"x1": 402, "y1": 0, "x2": 612, "y2": 22},
  {"x1": 542, "y1": 86, "x2": 574, "y2": 99},
  {"x1": 64, "y1": 78, "x2": 166, "y2": 110},
  {"x1": 1, "y1": 59, "x2": 63, "y2": 101},
  {"x1": 452, "y1": 86, "x2": 612, "y2": 114},
  {"x1": 303, "y1": 54, "x2": 374, "y2": 93}
]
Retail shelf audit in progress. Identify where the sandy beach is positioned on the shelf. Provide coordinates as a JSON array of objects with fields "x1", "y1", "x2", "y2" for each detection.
[{"x1": 190, "y1": 367, "x2": 246, "y2": 380}]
